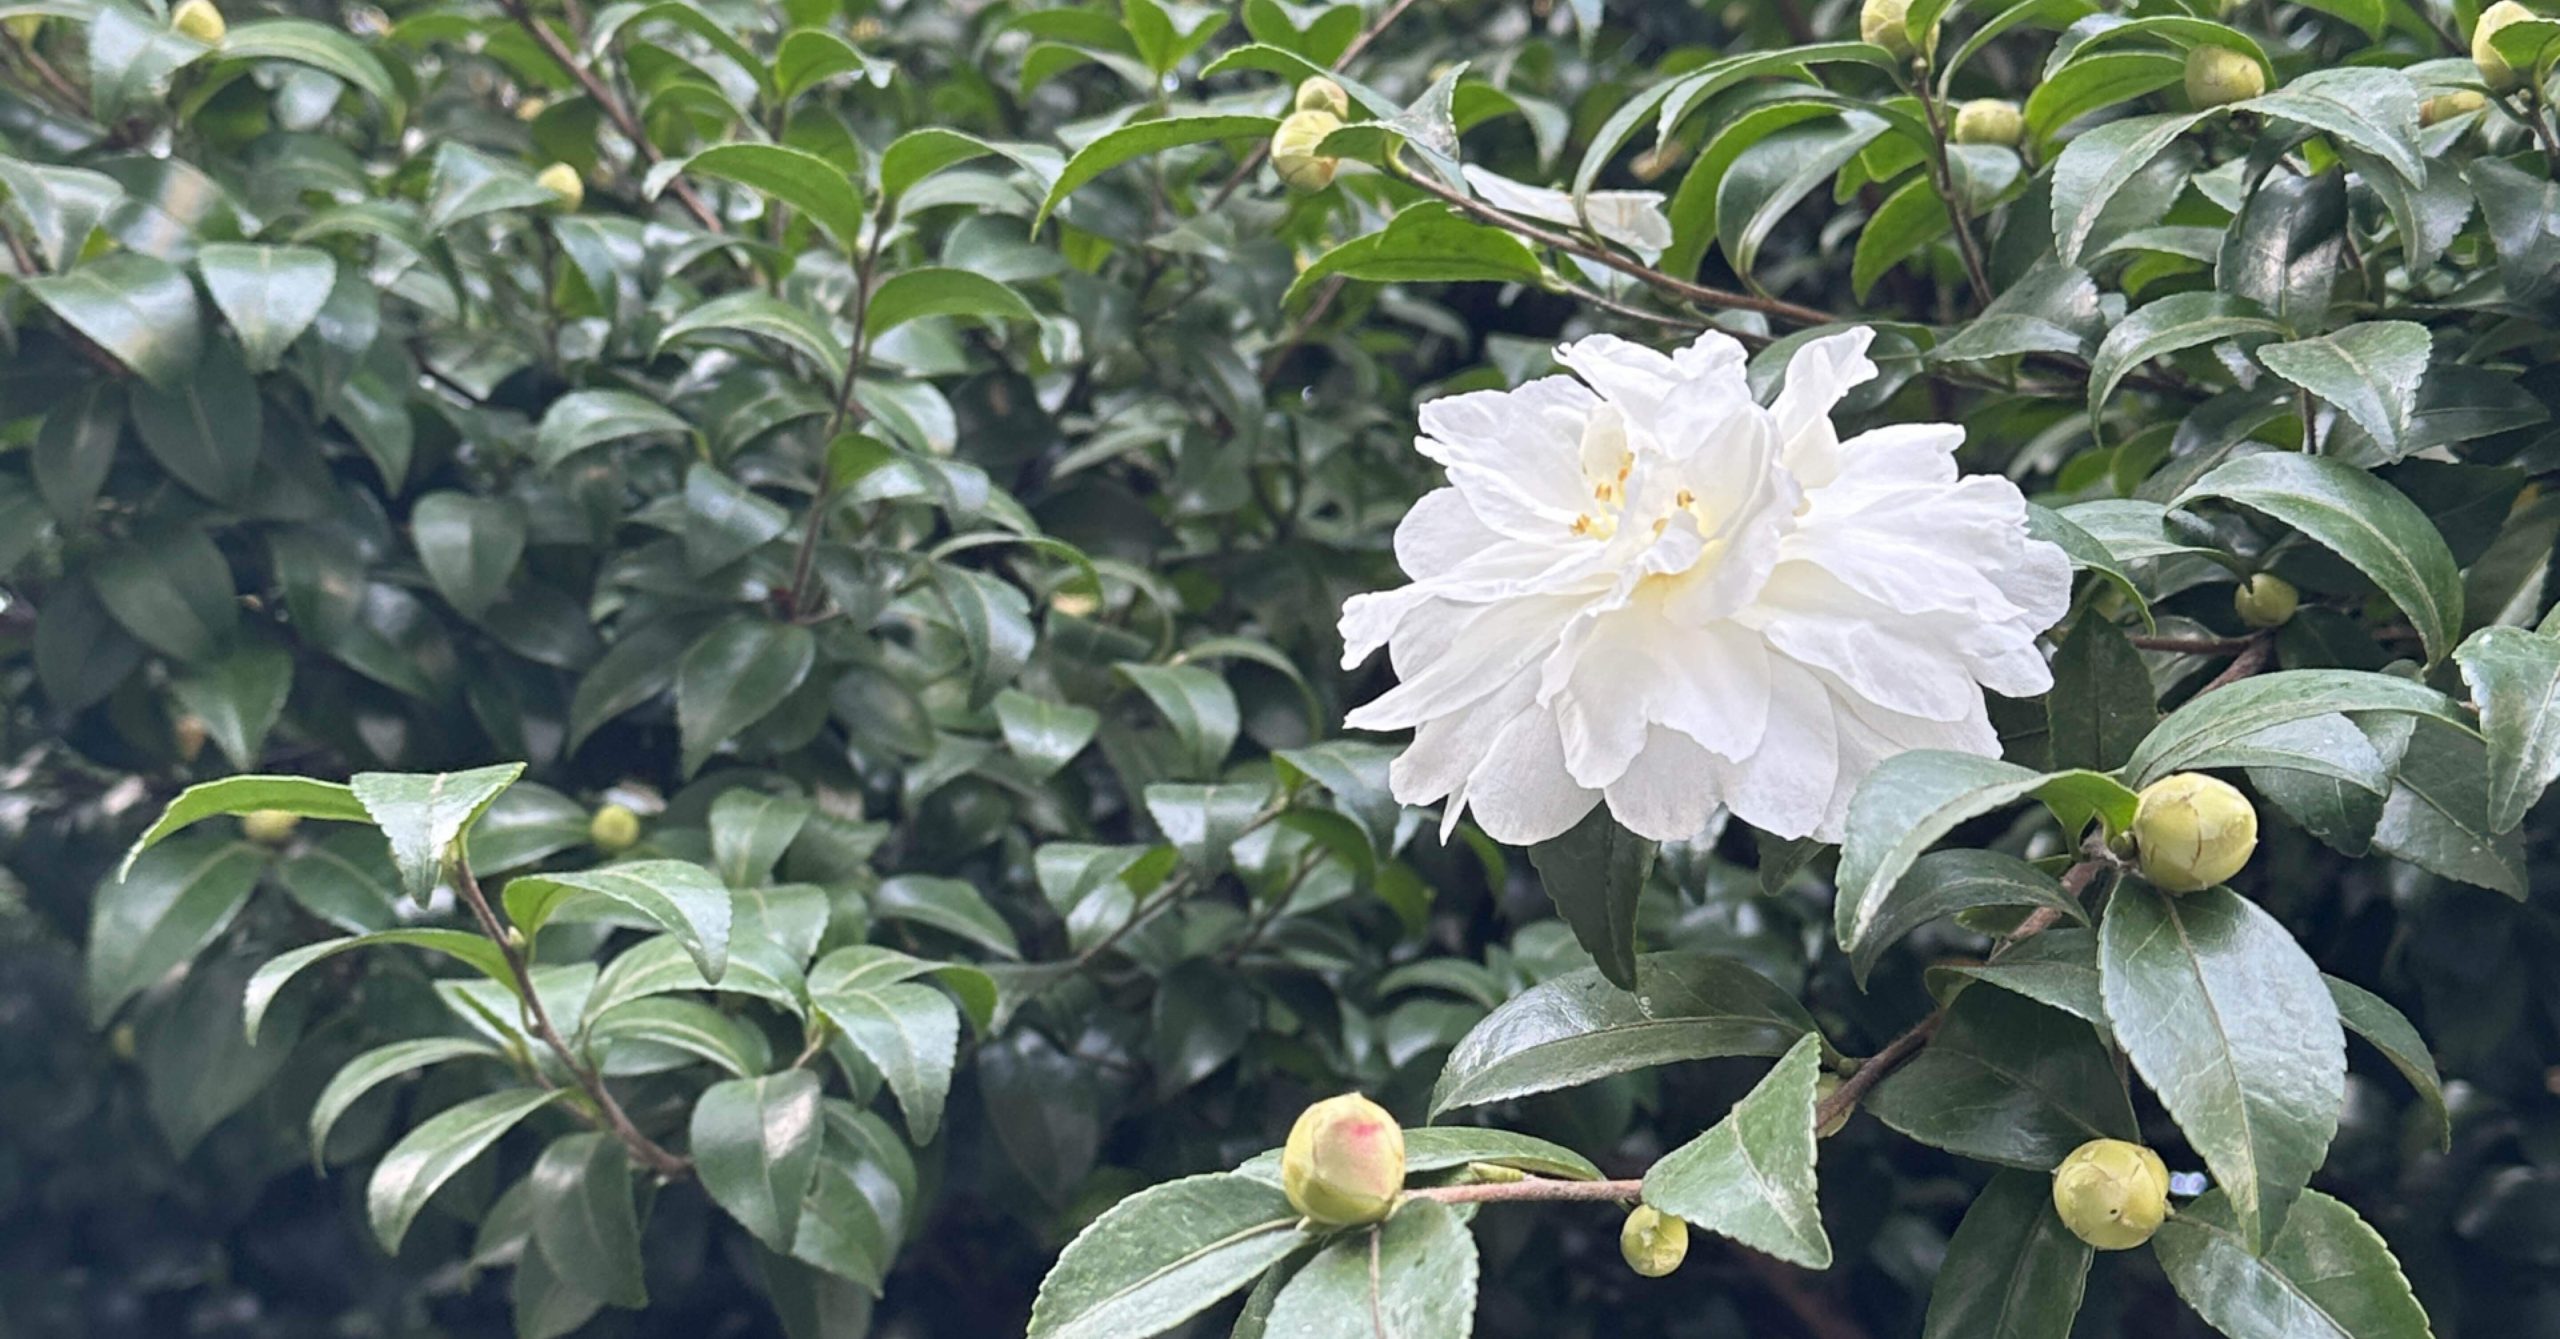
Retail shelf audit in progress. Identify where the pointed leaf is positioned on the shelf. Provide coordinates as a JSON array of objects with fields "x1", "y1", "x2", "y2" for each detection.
[
  {"x1": 368, "y1": 1088, "x2": 567, "y2": 1252},
  {"x1": 504, "y1": 860, "x2": 733, "y2": 982},
  {"x1": 1922, "y1": 1170, "x2": 2093, "y2": 1339},
  {"x1": 528, "y1": 1134, "x2": 648, "y2": 1309},
  {"x1": 2453, "y1": 625, "x2": 2560, "y2": 832},
  {"x1": 2176, "y1": 454, "x2": 2462, "y2": 663},
  {"x1": 1261, "y1": 1199, "x2": 1477, "y2": 1339},
  {"x1": 2153, "y1": 1189, "x2": 2432, "y2": 1339},
  {"x1": 351, "y1": 764, "x2": 528, "y2": 902},
  {"x1": 195, "y1": 242, "x2": 335, "y2": 372},
  {"x1": 692, "y1": 1071, "x2": 826, "y2": 1251},
  {"x1": 1026, "y1": 1173, "x2": 1310, "y2": 1339},
  {"x1": 1642, "y1": 1034, "x2": 1832, "y2": 1268}
]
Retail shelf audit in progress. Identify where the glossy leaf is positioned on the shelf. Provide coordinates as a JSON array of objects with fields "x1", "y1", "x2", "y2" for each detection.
[
  {"x1": 2153, "y1": 1189, "x2": 2431, "y2": 1339},
  {"x1": 367, "y1": 1088, "x2": 566, "y2": 1253},
  {"x1": 1642, "y1": 1034, "x2": 1831, "y2": 1269},
  {"x1": 2176, "y1": 454, "x2": 2462, "y2": 663},
  {"x1": 1026, "y1": 1173, "x2": 1309, "y2": 1339},
  {"x1": 1525, "y1": 804, "x2": 1655, "y2": 991},
  {"x1": 503, "y1": 860, "x2": 733, "y2": 982},
  {"x1": 1921, "y1": 1170, "x2": 2092, "y2": 1339},
  {"x1": 350, "y1": 764, "x2": 528, "y2": 902}
]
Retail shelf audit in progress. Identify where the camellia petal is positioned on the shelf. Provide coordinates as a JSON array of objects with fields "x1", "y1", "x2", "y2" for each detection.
[{"x1": 1339, "y1": 326, "x2": 2069, "y2": 842}]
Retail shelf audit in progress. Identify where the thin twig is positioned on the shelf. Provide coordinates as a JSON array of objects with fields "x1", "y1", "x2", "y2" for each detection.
[
  {"x1": 496, "y1": 0, "x2": 722, "y2": 231},
  {"x1": 2128, "y1": 633, "x2": 2256, "y2": 654},
  {"x1": 1911, "y1": 65, "x2": 1996, "y2": 307},
  {"x1": 2, "y1": 29, "x2": 85, "y2": 116},
  {"x1": 2197, "y1": 631, "x2": 2275, "y2": 694},
  {"x1": 785, "y1": 209, "x2": 892, "y2": 616},
  {"x1": 452, "y1": 863, "x2": 692, "y2": 1177},
  {"x1": 1409, "y1": 1177, "x2": 1644, "y2": 1205}
]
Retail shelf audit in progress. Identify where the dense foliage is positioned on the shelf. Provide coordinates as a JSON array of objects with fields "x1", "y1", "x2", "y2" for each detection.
[{"x1": 7, "y1": 0, "x2": 2560, "y2": 1337}]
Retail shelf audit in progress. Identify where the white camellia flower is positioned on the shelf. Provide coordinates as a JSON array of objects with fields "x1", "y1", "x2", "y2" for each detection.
[{"x1": 1338, "y1": 327, "x2": 2071, "y2": 844}]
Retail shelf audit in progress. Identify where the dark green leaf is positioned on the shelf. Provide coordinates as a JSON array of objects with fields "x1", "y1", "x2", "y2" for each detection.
[
  {"x1": 1868, "y1": 984, "x2": 2135, "y2": 1168},
  {"x1": 368, "y1": 1088, "x2": 566, "y2": 1253},
  {"x1": 1642, "y1": 1034, "x2": 1831, "y2": 1268},
  {"x1": 2153, "y1": 1189, "x2": 2432, "y2": 1339},
  {"x1": 691, "y1": 1071, "x2": 826, "y2": 1251},
  {"x1": 1921, "y1": 1170, "x2": 2092, "y2": 1339},
  {"x1": 1025, "y1": 1173, "x2": 1310, "y2": 1339}
]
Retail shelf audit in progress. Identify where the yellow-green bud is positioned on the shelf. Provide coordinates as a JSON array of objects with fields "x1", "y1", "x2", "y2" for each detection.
[
  {"x1": 2475, "y1": 1, "x2": 2536, "y2": 92},
  {"x1": 2421, "y1": 89, "x2": 2489, "y2": 125},
  {"x1": 2185, "y1": 45, "x2": 2267, "y2": 108},
  {"x1": 2051, "y1": 1138, "x2": 2170, "y2": 1250},
  {"x1": 1294, "y1": 75, "x2": 1350, "y2": 117},
  {"x1": 589, "y1": 803, "x2": 642, "y2": 854},
  {"x1": 2133, "y1": 772, "x2": 2259, "y2": 893},
  {"x1": 1620, "y1": 1205, "x2": 1690, "y2": 1277},
  {"x1": 1859, "y1": 0, "x2": 1936, "y2": 60},
  {"x1": 515, "y1": 95, "x2": 549, "y2": 122},
  {"x1": 110, "y1": 1022, "x2": 139, "y2": 1061},
  {"x1": 536, "y1": 162, "x2": 584, "y2": 211},
  {"x1": 1280, "y1": 1093, "x2": 1404, "y2": 1225},
  {"x1": 2233, "y1": 573, "x2": 2298, "y2": 629},
  {"x1": 1814, "y1": 1074, "x2": 1850, "y2": 1137},
  {"x1": 241, "y1": 809, "x2": 300, "y2": 846},
  {"x1": 1271, "y1": 109, "x2": 1343, "y2": 193},
  {"x1": 1951, "y1": 98, "x2": 2024, "y2": 147},
  {"x1": 172, "y1": 0, "x2": 225, "y2": 44},
  {"x1": 1463, "y1": 1161, "x2": 1528, "y2": 1184}
]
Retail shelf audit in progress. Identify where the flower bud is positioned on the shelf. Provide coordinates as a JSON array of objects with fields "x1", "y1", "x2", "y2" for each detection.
[
  {"x1": 537, "y1": 162, "x2": 585, "y2": 211},
  {"x1": 1271, "y1": 109, "x2": 1343, "y2": 192},
  {"x1": 1859, "y1": 0, "x2": 1936, "y2": 60},
  {"x1": 1950, "y1": 98, "x2": 2024, "y2": 147},
  {"x1": 2050, "y1": 1138, "x2": 2170, "y2": 1250},
  {"x1": 2233, "y1": 573, "x2": 2298, "y2": 628},
  {"x1": 172, "y1": 0, "x2": 225, "y2": 44},
  {"x1": 2184, "y1": 44, "x2": 2267, "y2": 108},
  {"x1": 589, "y1": 803, "x2": 642, "y2": 854},
  {"x1": 1280, "y1": 1093, "x2": 1404, "y2": 1225},
  {"x1": 1463, "y1": 1161, "x2": 1527, "y2": 1184},
  {"x1": 2475, "y1": 1, "x2": 2536, "y2": 92},
  {"x1": 1294, "y1": 75, "x2": 1350, "y2": 117},
  {"x1": 241, "y1": 809, "x2": 300, "y2": 846},
  {"x1": 2133, "y1": 773, "x2": 2258, "y2": 893},
  {"x1": 2421, "y1": 89, "x2": 2489, "y2": 125},
  {"x1": 515, "y1": 95, "x2": 549, "y2": 122},
  {"x1": 1620, "y1": 1205, "x2": 1689, "y2": 1277}
]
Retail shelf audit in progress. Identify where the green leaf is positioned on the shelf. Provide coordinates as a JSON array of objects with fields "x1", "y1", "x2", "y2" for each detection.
[
  {"x1": 1718, "y1": 112, "x2": 1888, "y2": 282},
  {"x1": 2087, "y1": 291, "x2": 2281, "y2": 424},
  {"x1": 2122, "y1": 670, "x2": 2470, "y2": 788},
  {"x1": 1026, "y1": 1173, "x2": 1310, "y2": 1339},
  {"x1": 993, "y1": 690, "x2": 1100, "y2": 777},
  {"x1": 1836, "y1": 752, "x2": 2136, "y2": 962},
  {"x1": 692, "y1": 1071, "x2": 826, "y2": 1251},
  {"x1": 1642, "y1": 1034, "x2": 1831, "y2": 1269},
  {"x1": 1921, "y1": 1169, "x2": 2092, "y2": 1339},
  {"x1": 214, "y1": 19, "x2": 403, "y2": 119},
  {"x1": 367, "y1": 1088, "x2": 567, "y2": 1253},
  {"x1": 528, "y1": 1134, "x2": 648, "y2": 1309},
  {"x1": 1261, "y1": 1199, "x2": 1477, "y2": 1339},
  {"x1": 87, "y1": 3, "x2": 208, "y2": 120},
  {"x1": 1848, "y1": 849, "x2": 2087, "y2": 985},
  {"x1": 678, "y1": 620, "x2": 817, "y2": 776},
  {"x1": 131, "y1": 338, "x2": 261, "y2": 502},
  {"x1": 2372, "y1": 718, "x2": 2526, "y2": 897},
  {"x1": 32, "y1": 381, "x2": 119, "y2": 525},
  {"x1": 140, "y1": 952, "x2": 306, "y2": 1158},
  {"x1": 592, "y1": 997, "x2": 774, "y2": 1078},
  {"x1": 1282, "y1": 201, "x2": 1546, "y2": 306},
  {"x1": 351, "y1": 764, "x2": 528, "y2": 902},
  {"x1": 862, "y1": 267, "x2": 1036, "y2": 338},
  {"x1": 0, "y1": 156, "x2": 121, "y2": 271},
  {"x1": 2046, "y1": 614, "x2": 2157, "y2": 773},
  {"x1": 169, "y1": 641, "x2": 293, "y2": 772},
  {"x1": 1931, "y1": 928, "x2": 2110, "y2": 1036},
  {"x1": 2153, "y1": 1189, "x2": 2432, "y2": 1339},
  {"x1": 308, "y1": 1037, "x2": 501, "y2": 1164},
  {"x1": 1525, "y1": 805, "x2": 1655, "y2": 992},
  {"x1": 2453, "y1": 625, "x2": 2560, "y2": 832},
  {"x1": 1868, "y1": 985, "x2": 2136, "y2": 1168},
  {"x1": 244, "y1": 929, "x2": 516, "y2": 1042},
  {"x1": 2100, "y1": 884, "x2": 2343, "y2": 1251},
  {"x1": 125, "y1": 775, "x2": 368, "y2": 870},
  {"x1": 2257, "y1": 323, "x2": 2431, "y2": 459},
  {"x1": 1141, "y1": 783, "x2": 1266, "y2": 874},
  {"x1": 2175, "y1": 454, "x2": 2463, "y2": 663},
  {"x1": 684, "y1": 464, "x2": 791, "y2": 574},
  {"x1": 90, "y1": 525, "x2": 236, "y2": 662},
  {"x1": 424, "y1": 143, "x2": 560, "y2": 231},
  {"x1": 870, "y1": 875, "x2": 1022, "y2": 959},
  {"x1": 2236, "y1": 68, "x2": 2423, "y2": 187},
  {"x1": 2326, "y1": 975, "x2": 2448, "y2": 1152},
  {"x1": 86, "y1": 834, "x2": 264, "y2": 1023},
  {"x1": 1035, "y1": 114, "x2": 1277, "y2": 231},
  {"x1": 412, "y1": 492, "x2": 527, "y2": 620},
  {"x1": 534, "y1": 389, "x2": 693, "y2": 470},
  {"x1": 810, "y1": 953, "x2": 962, "y2": 1142},
  {"x1": 1118, "y1": 661, "x2": 1239, "y2": 778},
  {"x1": 195, "y1": 242, "x2": 336, "y2": 373},
  {"x1": 1433, "y1": 952, "x2": 1817, "y2": 1115},
  {"x1": 709, "y1": 788, "x2": 814, "y2": 888},
  {"x1": 504, "y1": 860, "x2": 733, "y2": 982},
  {"x1": 676, "y1": 143, "x2": 868, "y2": 251},
  {"x1": 2050, "y1": 111, "x2": 2210, "y2": 264},
  {"x1": 659, "y1": 291, "x2": 849, "y2": 384},
  {"x1": 2025, "y1": 50, "x2": 2183, "y2": 144}
]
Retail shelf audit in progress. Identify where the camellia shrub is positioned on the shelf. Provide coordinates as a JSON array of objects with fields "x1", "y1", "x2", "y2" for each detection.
[{"x1": 6, "y1": 0, "x2": 2560, "y2": 1337}]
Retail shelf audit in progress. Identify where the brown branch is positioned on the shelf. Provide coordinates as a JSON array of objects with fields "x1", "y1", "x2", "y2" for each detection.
[
  {"x1": 2198, "y1": 631, "x2": 2275, "y2": 694},
  {"x1": 1409, "y1": 1177, "x2": 1644, "y2": 1205},
  {"x1": 1912, "y1": 69, "x2": 1995, "y2": 308},
  {"x1": 2, "y1": 28, "x2": 86, "y2": 117},
  {"x1": 496, "y1": 0, "x2": 721, "y2": 231},
  {"x1": 452, "y1": 863, "x2": 692, "y2": 1178}
]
